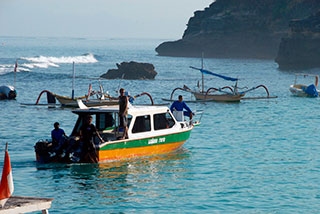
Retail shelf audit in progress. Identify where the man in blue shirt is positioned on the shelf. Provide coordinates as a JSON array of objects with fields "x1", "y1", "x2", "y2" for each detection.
[
  {"x1": 170, "y1": 95, "x2": 193, "y2": 120},
  {"x1": 51, "y1": 122, "x2": 67, "y2": 143},
  {"x1": 51, "y1": 122, "x2": 68, "y2": 157}
]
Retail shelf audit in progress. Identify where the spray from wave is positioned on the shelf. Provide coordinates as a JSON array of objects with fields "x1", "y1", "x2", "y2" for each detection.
[
  {"x1": 20, "y1": 62, "x2": 59, "y2": 69},
  {"x1": 21, "y1": 53, "x2": 98, "y2": 64},
  {"x1": 0, "y1": 64, "x2": 30, "y2": 75},
  {"x1": 0, "y1": 53, "x2": 99, "y2": 75}
]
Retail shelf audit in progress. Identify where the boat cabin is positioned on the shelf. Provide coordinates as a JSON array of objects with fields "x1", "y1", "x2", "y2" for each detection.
[{"x1": 71, "y1": 105, "x2": 188, "y2": 145}]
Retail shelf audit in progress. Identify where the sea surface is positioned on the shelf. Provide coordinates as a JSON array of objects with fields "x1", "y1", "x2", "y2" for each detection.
[{"x1": 0, "y1": 37, "x2": 320, "y2": 213}]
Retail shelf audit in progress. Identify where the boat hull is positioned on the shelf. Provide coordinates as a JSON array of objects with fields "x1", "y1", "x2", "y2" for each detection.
[
  {"x1": 289, "y1": 85, "x2": 320, "y2": 97},
  {"x1": 0, "y1": 85, "x2": 17, "y2": 100},
  {"x1": 192, "y1": 92, "x2": 244, "y2": 102},
  {"x1": 56, "y1": 96, "x2": 118, "y2": 107},
  {"x1": 98, "y1": 129, "x2": 192, "y2": 162}
]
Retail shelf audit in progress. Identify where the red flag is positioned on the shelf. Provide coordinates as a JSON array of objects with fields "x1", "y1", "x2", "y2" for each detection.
[
  {"x1": 0, "y1": 144, "x2": 14, "y2": 207},
  {"x1": 14, "y1": 60, "x2": 18, "y2": 73},
  {"x1": 87, "y1": 84, "x2": 92, "y2": 100}
]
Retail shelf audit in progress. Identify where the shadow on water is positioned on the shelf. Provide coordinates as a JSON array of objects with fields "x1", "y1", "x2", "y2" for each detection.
[{"x1": 33, "y1": 148, "x2": 191, "y2": 195}]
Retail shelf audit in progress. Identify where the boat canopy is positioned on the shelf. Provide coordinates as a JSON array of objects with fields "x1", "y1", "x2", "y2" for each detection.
[{"x1": 190, "y1": 66, "x2": 239, "y2": 82}]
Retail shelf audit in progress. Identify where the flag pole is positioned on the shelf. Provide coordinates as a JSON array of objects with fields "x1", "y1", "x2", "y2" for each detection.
[
  {"x1": 14, "y1": 60, "x2": 17, "y2": 89},
  {"x1": 0, "y1": 142, "x2": 14, "y2": 208}
]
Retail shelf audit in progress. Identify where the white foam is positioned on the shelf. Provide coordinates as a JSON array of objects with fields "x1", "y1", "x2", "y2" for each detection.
[
  {"x1": 21, "y1": 53, "x2": 98, "y2": 64},
  {"x1": 0, "y1": 53, "x2": 98, "y2": 74},
  {"x1": 21, "y1": 62, "x2": 59, "y2": 69},
  {"x1": 0, "y1": 64, "x2": 31, "y2": 75}
]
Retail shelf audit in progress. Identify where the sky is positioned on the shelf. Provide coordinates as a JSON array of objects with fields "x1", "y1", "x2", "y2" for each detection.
[{"x1": 0, "y1": 0, "x2": 213, "y2": 39}]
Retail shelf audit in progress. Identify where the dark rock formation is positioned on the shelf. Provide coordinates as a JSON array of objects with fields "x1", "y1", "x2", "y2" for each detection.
[
  {"x1": 100, "y1": 61, "x2": 157, "y2": 80},
  {"x1": 275, "y1": 11, "x2": 320, "y2": 69},
  {"x1": 156, "y1": 0, "x2": 320, "y2": 59}
]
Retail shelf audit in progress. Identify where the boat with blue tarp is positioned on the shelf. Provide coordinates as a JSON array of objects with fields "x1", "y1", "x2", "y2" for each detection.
[
  {"x1": 163, "y1": 61, "x2": 276, "y2": 103},
  {"x1": 289, "y1": 74, "x2": 319, "y2": 97}
]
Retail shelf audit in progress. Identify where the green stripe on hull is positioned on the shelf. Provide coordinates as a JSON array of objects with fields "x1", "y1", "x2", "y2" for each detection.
[{"x1": 100, "y1": 129, "x2": 192, "y2": 151}]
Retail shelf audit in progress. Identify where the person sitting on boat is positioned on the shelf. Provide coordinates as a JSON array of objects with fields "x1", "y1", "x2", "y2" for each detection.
[
  {"x1": 170, "y1": 95, "x2": 193, "y2": 121},
  {"x1": 51, "y1": 122, "x2": 68, "y2": 156},
  {"x1": 79, "y1": 115, "x2": 104, "y2": 163},
  {"x1": 119, "y1": 88, "x2": 128, "y2": 139}
]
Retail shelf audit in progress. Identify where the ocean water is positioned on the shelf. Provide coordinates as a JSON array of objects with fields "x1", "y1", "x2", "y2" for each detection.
[{"x1": 0, "y1": 37, "x2": 320, "y2": 213}]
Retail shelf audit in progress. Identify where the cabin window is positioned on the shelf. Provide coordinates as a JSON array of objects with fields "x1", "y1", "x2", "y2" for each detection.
[
  {"x1": 153, "y1": 112, "x2": 175, "y2": 130},
  {"x1": 132, "y1": 115, "x2": 151, "y2": 133},
  {"x1": 96, "y1": 113, "x2": 115, "y2": 131},
  {"x1": 127, "y1": 114, "x2": 133, "y2": 128}
]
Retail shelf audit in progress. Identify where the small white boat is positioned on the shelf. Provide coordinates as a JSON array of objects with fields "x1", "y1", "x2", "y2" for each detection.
[{"x1": 289, "y1": 74, "x2": 319, "y2": 97}]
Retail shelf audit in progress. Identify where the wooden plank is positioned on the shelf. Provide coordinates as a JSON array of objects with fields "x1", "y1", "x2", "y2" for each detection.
[
  {"x1": 163, "y1": 96, "x2": 278, "y2": 103},
  {"x1": 162, "y1": 98, "x2": 216, "y2": 103},
  {"x1": 0, "y1": 196, "x2": 53, "y2": 214},
  {"x1": 241, "y1": 96, "x2": 278, "y2": 100}
]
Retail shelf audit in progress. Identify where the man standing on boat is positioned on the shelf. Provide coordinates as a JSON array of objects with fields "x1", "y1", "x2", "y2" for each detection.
[
  {"x1": 170, "y1": 95, "x2": 193, "y2": 121},
  {"x1": 119, "y1": 88, "x2": 128, "y2": 139},
  {"x1": 79, "y1": 115, "x2": 104, "y2": 163}
]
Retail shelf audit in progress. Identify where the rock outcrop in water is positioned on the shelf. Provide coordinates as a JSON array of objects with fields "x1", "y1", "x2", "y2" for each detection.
[
  {"x1": 275, "y1": 11, "x2": 320, "y2": 69},
  {"x1": 155, "y1": 0, "x2": 320, "y2": 59},
  {"x1": 100, "y1": 61, "x2": 157, "y2": 80}
]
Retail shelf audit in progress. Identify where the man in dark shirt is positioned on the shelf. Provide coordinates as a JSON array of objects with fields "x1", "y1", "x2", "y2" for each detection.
[
  {"x1": 51, "y1": 122, "x2": 67, "y2": 143},
  {"x1": 119, "y1": 88, "x2": 128, "y2": 139},
  {"x1": 79, "y1": 115, "x2": 104, "y2": 162},
  {"x1": 51, "y1": 122, "x2": 68, "y2": 157}
]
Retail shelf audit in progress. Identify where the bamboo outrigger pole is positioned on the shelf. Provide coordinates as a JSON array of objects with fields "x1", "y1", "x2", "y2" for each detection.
[
  {"x1": 14, "y1": 60, "x2": 17, "y2": 89},
  {"x1": 201, "y1": 52, "x2": 204, "y2": 93},
  {"x1": 72, "y1": 62, "x2": 75, "y2": 99}
]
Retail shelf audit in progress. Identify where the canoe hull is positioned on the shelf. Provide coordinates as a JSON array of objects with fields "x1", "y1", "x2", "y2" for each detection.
[
  {"x1": 192, "y1": 92, "x2": 244, "y2": 102},
  {"x1": 289, "y1": 85, "x2": 320, "y2": 97},
  {"x1": 56, "y1": 96, "x2": 118, "y2": 107}
]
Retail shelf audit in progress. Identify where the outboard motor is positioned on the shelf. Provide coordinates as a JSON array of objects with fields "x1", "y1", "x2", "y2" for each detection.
[{"x1": 0, "y1": 85, "x2": 17, "y2": 100}]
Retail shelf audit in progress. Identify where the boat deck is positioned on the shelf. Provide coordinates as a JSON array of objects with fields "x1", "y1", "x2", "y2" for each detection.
[{"x1": 0, "y1": 196, "x2": 53, "y2": 214}]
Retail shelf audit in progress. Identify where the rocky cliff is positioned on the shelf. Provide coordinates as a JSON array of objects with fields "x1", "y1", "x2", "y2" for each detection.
[
  {"x1": 275, "y1": 11, "x2": 320, "y2": 69},
  {"x1": 156, "y1": 0, "x2": 320, "y2": 59}
]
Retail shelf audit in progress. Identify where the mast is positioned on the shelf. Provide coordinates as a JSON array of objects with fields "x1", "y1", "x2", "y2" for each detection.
[
  {"x1": 201, "y1": 52, "x2": 204, "y2": 93},
  {"x1": 72, "y1": 62, "x2": 75, "y2": 99},
  {"x1": 14, "y1": 59, "x2": 17, "y2": 89}
]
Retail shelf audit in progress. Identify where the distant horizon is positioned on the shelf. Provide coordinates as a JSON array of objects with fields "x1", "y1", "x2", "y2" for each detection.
[
  {"x1": 0, "y1": 35, "x2": 179, "y2": 41},
  {"x1": 0, "y1": 0, "x2": 214, "y2": 39}
]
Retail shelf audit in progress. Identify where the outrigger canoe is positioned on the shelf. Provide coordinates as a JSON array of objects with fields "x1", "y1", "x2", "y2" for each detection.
[
  {"x1": 35, "y1": 101, "x2": 196, "y2": 163},
  {"x1": 289, "y1": 74, "x2": 319, "y2": 97},
  {"x1": 163, "y1": 65, "x2": 276, "y2": 103}
]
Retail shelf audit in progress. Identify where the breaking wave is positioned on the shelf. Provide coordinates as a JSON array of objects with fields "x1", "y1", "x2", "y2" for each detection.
[
  {"x1": 20, "y1": 62, "x2": 59, "y2": 69},
  {"x1": 0, "y1": 64, "x2": 31, "y2": 75},
  {"x1": 20, "y1": 53, "x2": 98, "y2": 64},
  {"x1": 0, "y1": 53, "x2": 98, "y2": 75}
]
